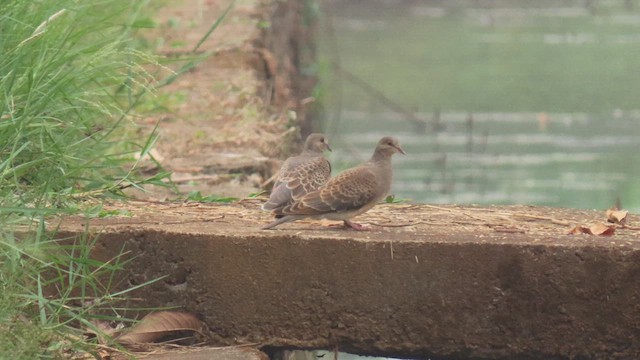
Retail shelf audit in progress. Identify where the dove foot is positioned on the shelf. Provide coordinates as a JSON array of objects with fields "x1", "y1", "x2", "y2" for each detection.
[{"x1": 344, "y1": 220, "x2": 371, "y2": 231}]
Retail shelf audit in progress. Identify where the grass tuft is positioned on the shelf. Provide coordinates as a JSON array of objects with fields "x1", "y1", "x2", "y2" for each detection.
[
  {"x1": 0, "y1": 0, "x2": 182, "y2": 357},
  {"x1": 0, "y1": 0, "x2": 163, "y2": 212}
]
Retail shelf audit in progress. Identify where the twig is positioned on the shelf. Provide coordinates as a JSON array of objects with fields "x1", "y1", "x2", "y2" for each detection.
[
  {"x1": 443, "y1": 206, "x2": 492, "y2": 223},
  {"x1": 69, "y1": 177, "x2": 152, "y2": 199},
  {"x1": 420, "y1": 204, "x2": 489, "y2": 222},
  {"x1": 509, "y1": 213, "x2": 570, "y2": 226},
  {"x1": 621, "y1": 224, "x2": 640, "y2": 231},
  {"x1": 489, "y1": 226, "x2": 527, "y2": 234},
  {"x1": 420, "y1": 204, "x2": 463, "y2": 212},
  {"x1": 389, "y1": 204, "x2": 424, "y2": 211},
  {"x1": 371, "y1": 221, "x2": 426, "y2": 228},
  {"x1": 171, "y1": 174, "x2": 224, "y2": 184},
  {"x1": 88, "y1": 216, "x2": 225, "y2": 226}
]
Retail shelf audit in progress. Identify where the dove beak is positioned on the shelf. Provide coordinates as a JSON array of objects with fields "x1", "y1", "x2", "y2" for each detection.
[
  {"x1": 325, "y1": 143, "x2": 333, "y2": 152},
  {"x1": 394, "y1": 145, "x2": 406, "y2": 155}
]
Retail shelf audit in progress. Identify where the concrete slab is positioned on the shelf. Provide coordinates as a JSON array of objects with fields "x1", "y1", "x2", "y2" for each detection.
[
  {"x1": 137, "y1": 346, "x2": 268, "y2": 360},
  {"x1": 56, "y1": 200, "x2": 640, "y2": 359}
]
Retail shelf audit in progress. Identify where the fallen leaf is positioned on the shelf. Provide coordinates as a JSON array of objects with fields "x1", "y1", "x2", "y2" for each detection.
[
  {"x1": 606, "y1": 209, "x2": 628, "y2": 224},
  {"x1": 590, "y1": 223, "x2": 616, "y2": 236},
  {"x1": 117, "y1": 311, "x2": 203, "y2": 345},
  {"x1": 567, "y1": 225, "x2": 590, "y2": 235},
  {"x1": 85, "y1": 319, "x2": 124, "y2": 345},
  {"x1": 567, "y1": 223, "x2": 615, "y2": 236},
  {"x1": 97, "y1": 349, "x2": 111, "y2": 360}
]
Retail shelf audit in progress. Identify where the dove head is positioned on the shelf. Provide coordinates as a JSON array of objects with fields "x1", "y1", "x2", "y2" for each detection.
[
  {"x1": 303, "y1": 133, "x2": 332, "y2": 153},
  {"x1": 372, "y1": 136, "x2": 406, "y2": 161}
]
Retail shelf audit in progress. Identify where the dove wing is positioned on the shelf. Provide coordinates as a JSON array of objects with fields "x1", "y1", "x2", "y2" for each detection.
[
  {"x1": 263, "y1": 155, "x2": 330, "y2": 210},
  {"x1": 283, "y1": 166, "x2": 379, "y2": 215}
]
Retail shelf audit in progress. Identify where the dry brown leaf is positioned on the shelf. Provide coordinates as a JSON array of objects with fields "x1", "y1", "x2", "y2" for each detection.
[
  {"x1": 567, "y1": 225, "x2": 590, "y2": 235},
  {"x1": 97, "y1": 349, "x2": 111, "y2": 360},
  {"x1": 85, "y1": 320, "x2": 124, "y2": 345},
  {"x1": 589, "y1": 223, "x2": 616, "y2": 236},
  {"x1": 606, "y1": 209, "x2": 628, "y2": 224},
  {"x1": 567, "y1": 223, "x2": 616, "y2": 236},
  {"x1": 117, "y1": 311, "x2": 203, "y2": 345}
]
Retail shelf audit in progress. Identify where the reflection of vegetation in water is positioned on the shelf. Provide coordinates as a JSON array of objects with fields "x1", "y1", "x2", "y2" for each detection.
[
  {"x1": 319, "y1": 1, "x2": 640, "y2": 211},
  {"x1": 323, "y1": 1, "x2": 640, "y2": 112}
]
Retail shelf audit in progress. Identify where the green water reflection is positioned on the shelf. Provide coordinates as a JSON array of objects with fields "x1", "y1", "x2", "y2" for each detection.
[{"x1": 319, "y1": 1, "x2": 640, "y2": 212}]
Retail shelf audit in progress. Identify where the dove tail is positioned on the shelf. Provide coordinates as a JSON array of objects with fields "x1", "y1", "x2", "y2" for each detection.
[{"x1": 260, "y1": 215, "x2": 299, "y2": 230}]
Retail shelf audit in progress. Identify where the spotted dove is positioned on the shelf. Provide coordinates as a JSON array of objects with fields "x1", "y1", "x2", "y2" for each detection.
[
  {"x1": 262, "y1": 136, "x2": 405, "y2": 230},
  {"x1": 262, "y1": 133, "x2": 332, "y2": 212}
]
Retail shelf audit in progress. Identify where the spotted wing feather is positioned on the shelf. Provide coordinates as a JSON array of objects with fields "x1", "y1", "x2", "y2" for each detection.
[
  {"x1": 278, "y1": 166, "x2": 378, "y2": 216},
  {"x1": 263, "y1": 155, "x2": 330, "y2": 211}
]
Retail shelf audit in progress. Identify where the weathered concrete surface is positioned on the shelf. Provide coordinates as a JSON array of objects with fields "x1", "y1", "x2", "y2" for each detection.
[{"x1": 57, "y1": 201, "x2": 640, "y2": 359}]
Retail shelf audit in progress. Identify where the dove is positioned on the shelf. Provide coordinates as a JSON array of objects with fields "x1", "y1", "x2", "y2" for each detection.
[
  {"x1": 262, "y1": 133, "x2": 332, "y2": 212},
  {"x1": 261, "y1": 136, "x2": 405, "y2": 230}
]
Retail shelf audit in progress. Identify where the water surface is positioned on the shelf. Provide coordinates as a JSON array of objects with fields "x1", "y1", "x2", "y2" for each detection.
[{"x1": 319, "y1": 1, "x2": 640, "y2": 211}]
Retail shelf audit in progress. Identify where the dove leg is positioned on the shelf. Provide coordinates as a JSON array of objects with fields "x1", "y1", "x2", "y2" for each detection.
[
  {"x1": 261, "y1": 215, "x2": 299, "y2": 230},
  {"x1": 343, "y1": 220, "x2": 370, "y2": 231}
]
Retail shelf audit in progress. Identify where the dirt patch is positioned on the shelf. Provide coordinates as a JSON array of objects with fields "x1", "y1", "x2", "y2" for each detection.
[{"x1": 130, "y1": 0, "x2": 317, "y2": 200}]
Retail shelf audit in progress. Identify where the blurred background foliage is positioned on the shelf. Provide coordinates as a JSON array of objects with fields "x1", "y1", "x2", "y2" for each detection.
[{"x1": 318, "y1": 0, "x2": 640, "y2": 212}]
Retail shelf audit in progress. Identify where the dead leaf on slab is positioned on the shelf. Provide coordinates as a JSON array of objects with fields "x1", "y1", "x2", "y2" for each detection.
[
  {"x1": 606, "y1": 209, "x2": 628, "y2": 224},
  {"x1": 567, "y1": 225, "x2": 590, "y2": 235},
  {"x1": 567, "y1": 223, "x2": 616, "y2": 236},
  {"x1": 589, "y1": 223, "x2": 616, "y2": 236},
  {"x1": 117, "y1": 311, "x2": 203, "y2": 346}
]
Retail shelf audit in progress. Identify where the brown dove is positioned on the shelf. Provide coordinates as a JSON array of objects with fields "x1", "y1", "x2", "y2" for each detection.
[
  {"x1": 262, "y1": 133, "x2": 332, "y2": 212},
  {"x1": 261, "y1": 136, "x2": 405, "y2": 230}
]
